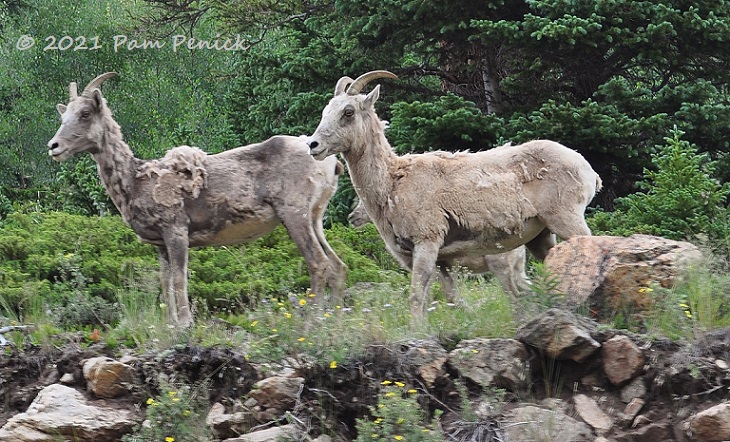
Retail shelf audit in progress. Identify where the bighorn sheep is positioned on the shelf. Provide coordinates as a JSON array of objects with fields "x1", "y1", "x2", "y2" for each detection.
[
  {"x1": 48, "y1": 73, "x2": 347, "y2": 327},
  {"x1": 348, "y1": 198, "x2": 530, "y2": 299},
  {"x1": 307, "y1": 71, "x2": 601, "y2": 320}
]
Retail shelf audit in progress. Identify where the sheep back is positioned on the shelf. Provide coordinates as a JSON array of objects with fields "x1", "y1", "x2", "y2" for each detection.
[{"x1": 383, "y1": 140, "x2": 599, "y2": 247}]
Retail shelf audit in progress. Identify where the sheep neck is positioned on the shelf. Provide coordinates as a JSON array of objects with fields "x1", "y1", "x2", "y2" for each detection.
[
  {"x1": 341, "y1": 118, "x2": 396, "y2": 212},
  {"x1": 90, "y1": 113, "x2": 137, "y2": 218}
]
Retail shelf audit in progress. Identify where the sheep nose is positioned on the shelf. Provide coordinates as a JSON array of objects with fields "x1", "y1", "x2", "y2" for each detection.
[
  {"x1": 49, "y1": 141, "x2": 59, "y2": 149},
  {"x1": 308, "y1": 140, "x2": 319, "y2": 150}
]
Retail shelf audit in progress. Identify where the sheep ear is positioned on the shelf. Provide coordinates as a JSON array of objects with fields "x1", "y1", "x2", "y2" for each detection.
[
  {"x1": 364, "y1": 85, "x2": 380, "y2": 107},
  {"x1": 56, "y1": 104, "x2": 67, "y2": 115},
  {"x1": 90, "y1": 89, "x2": 104, "y2": 111}
]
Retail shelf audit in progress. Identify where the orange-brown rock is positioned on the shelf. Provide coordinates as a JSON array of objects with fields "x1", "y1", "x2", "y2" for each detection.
[{"x1": 544, "y1": 234, "x2": 702, "y2": 319}]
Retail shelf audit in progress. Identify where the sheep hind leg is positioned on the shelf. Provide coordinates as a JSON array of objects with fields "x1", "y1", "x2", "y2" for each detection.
[
  {"x1": 437, "y1": 263, "x2": 458, "y2": 304},
  {"x1": 160, "y1": 231, "x2": 193, "y2": 328},
  {"x1": 281, "y1": 216, "x2": 330, "y2": 308},
  {"x1": 409, "y1": 242, "x2": 440, "y2": 322},
  {"x1": 313, "y1": 209, "x2": 347, "y2": 307}
]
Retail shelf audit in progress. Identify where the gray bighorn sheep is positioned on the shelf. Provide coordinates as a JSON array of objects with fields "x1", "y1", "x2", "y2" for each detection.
[
  {"x1": 48, "y1": 73, "x2": 347, "y2": 327},
  {"x1": 307, "y1": 70, "x2": 602, "y2": 320},
  {"x1": 348, "y1": 198, "x2": 530, "y2": 299}
]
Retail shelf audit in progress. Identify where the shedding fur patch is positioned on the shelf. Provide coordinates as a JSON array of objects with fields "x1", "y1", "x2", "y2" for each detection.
[{"x1": 137, "y1": 146, "x2": 208, "y2": 207}]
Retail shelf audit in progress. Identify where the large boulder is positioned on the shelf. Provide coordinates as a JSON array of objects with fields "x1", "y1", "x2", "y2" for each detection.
[
  {"x1": 0, "y1": 383, "x2": 136, "y2": 442},
  {"x1": 544, "y1": 234, "x2": 702, "y2": 319}
]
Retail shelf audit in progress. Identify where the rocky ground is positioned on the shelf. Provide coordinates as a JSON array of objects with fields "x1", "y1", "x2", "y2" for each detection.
[
  {"x1": 2, "y1": 308, "x2": 730, "y2": 442},
  {"x1": 2, "y1": 234, "x2": 729, "y2": 441}
]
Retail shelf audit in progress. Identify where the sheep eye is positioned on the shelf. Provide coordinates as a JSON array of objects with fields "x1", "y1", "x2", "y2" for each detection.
[
  {"x1": 80, "y1": 111, "x2": 91, "y2": 119},
  {"x1": 343, "y1": 108, "x2": 355, "y2": 118}
]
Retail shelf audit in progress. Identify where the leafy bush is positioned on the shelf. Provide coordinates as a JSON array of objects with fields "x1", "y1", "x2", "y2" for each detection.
[{"x1": 588, "y1": 128, "x2": 730, "y2": 243}]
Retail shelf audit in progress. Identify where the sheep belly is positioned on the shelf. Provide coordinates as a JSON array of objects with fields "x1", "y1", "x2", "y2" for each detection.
[
  {"x1": 201, "y1": 218, "x2": 281, "y2": 246},
  {"x1": 438, "y1": 217, "x2": 545, "y2": 258}
]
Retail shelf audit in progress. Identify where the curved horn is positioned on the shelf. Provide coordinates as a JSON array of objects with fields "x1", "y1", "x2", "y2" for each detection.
[
  {"x1": 346, "y1": 70, "x2": 398, "y2": 95},
  {"x1": 69, "y1": 82, "x2": 78, "y2": 100},
  {"x1": 334, "y1": 76, "x2": 354, "y2": 96},
  {"x1": 81, "y1": 72, "x2": 118, "y2": 96}
]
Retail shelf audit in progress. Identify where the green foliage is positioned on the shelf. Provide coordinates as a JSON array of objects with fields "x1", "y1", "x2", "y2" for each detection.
[
  {"x1": 589, "y1": 129, "x2": 730, "y2": 241},
  {"x1": 388, "y1": 94, "x2": 504, "y2": 154},
  {"x1": 356, "y1": 382, "x2": 443, "y2": 442},
  {"x1": 123, "y1": 382, "x2": 212, "y2": 442},
  {"x1": 0, "y1": 209, "x2": 408, "y2": 330}
]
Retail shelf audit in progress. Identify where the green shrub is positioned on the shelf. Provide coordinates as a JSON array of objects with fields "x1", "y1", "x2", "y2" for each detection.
[
  {"x1": 0, "y1": 209, "x2": 407, "y2": 324},
  {"x1": 588, "y1": 128, "x2": 730, "y2": 242}
]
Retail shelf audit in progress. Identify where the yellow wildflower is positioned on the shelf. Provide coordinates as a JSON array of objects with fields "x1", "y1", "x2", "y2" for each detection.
[
  {"x1": 309, "y1": 293, "x2": 316, "y2": 298},
  {"x1": 380, "y1": 380, "x2": 392, "y2": 385},
  {"x1": 330, "y1": 361, "x2": 338, "y2": 369},
  {"x1": 407, "y1": 389, "x2": 417, "y2": 394},
  {"x1": 324, "y1": 312, "x2": 331, "y2": 318},
  {"x1": 284, "y1": 312, "x2": 292, "y2": 319},
  {"x1": 385, "y1": 392, "x2": 396, "y2": 397},
  {"x1": 374, "y1": 418, "x2": 383, "y2": 424},
  {"x1": 250, "y1": 320, "x2": 259, "y2": 327},
  {"x1": 166, "y1": 437, "x2": 175, "y2": 442},
  {"x1": 298, "y1": 337, "x2": 306, "y2": 342},
  {"x1": 395, "y1": 381, "x2": 405, "y2": 387},
  {"x1": 397, "y1": 417, "x2": 405, "y2": 424},
  {"x1": 299, "y1": 299, "x2": 307, "y2": 306},
  {"x1": 168, "y1": 391, "x2": 177, "y2": 397},
  {"x1": 394, "y1": 436, "x2": 404, "y2": 441},
  {"x1": 146, "y1": 398, "x2": 155, "y2": 405}
]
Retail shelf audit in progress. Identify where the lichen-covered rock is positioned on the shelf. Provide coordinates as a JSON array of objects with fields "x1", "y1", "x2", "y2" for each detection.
[
  {"x1": 516, "y1": 308, "x2": 601, "y2": 362},
  {"x1": 448, "y1": 338, "x2": 529, "y2": 390}
]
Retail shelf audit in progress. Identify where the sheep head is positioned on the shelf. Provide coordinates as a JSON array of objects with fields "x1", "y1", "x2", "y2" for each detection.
[
  {"x1": 308, "y1": 70, "x2": 397, "y2": 160},
  {"x1": 48, "y1": 72, "x2": 117, "y2": 161}
]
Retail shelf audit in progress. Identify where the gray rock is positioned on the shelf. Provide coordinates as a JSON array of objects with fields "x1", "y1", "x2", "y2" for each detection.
[
  {"x1": 0, "y1": 383, "x2": 136, "y2": 442},
  {"x1": 448, "y1": 338, "x2": 530, "y2": 390}
]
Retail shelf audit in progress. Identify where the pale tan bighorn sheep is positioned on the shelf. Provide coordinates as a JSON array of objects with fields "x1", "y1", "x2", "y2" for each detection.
[
  {"x1": 348, "y1": 198, "x2": 530, "y2": 299},
  {"x1": 48, "y1": 73, "x2": 347, "y2": 327},
  {"x1": 307, "y1": 70, "x2": 602, "y2": 321}
]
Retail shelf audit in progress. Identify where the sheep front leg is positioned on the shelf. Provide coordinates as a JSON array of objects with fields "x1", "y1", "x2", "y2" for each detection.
[
  {"x1": 162, "y1": 229, "x2": 193, "y2": 327},
  {"x1": 409, "y1": 242, "x2": 440, "y2": 321}
]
